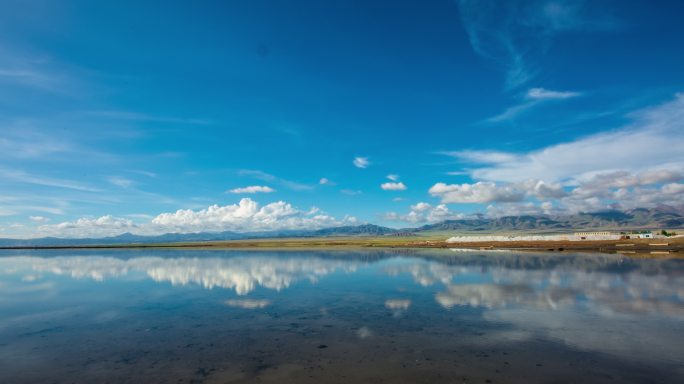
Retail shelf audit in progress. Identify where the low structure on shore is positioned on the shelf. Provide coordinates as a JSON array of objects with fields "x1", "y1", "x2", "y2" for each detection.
[
  {"x1": 447, "y1": 234, "x2": 620, "y2": 243},
  {"x1": 446, "y1": 230, "x2": 655, "y2": 243}
]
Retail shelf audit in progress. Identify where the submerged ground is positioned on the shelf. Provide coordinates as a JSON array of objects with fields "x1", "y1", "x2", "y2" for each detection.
[{"x1": 1, "y1": 248, "x2": 683, "y2": 383}]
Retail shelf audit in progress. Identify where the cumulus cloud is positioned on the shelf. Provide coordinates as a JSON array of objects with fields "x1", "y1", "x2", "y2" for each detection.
[
  {"x1": 386, "y1": 174, "x2": 399, "y2": 181},
  {"x1": 483, "y1": 178, "x2": 684, "y2": 216},
  {"x1": 486, "y1": 202, "x2": 555, "y2": 217},
  {"x1": 227, "y1": 185, "x2": 275, "y2": 194},
  {"x1": 29, "y1": 216, "x2": 49, "y2": 223},
  {"x1": 38, "y1": 215, "x2": 137, "y2": 238},
  {"x1": 384, "y1": 202, "x2": 465, "y2": 224},
  {"x1": 429, "y1": 181, "x2": 525, "y2": 203},
  {"x1": 353, "y1": 157, "x2": 369, "y2": 168},
  {"x1": 35, "y1": 198, "x2": 352, "y2": 238},
  {"x1": 380, "y1": 182, "x2": 407, "y2": 191},
  {"x1": 435, "y1": 94, "x2": 684, "y2": 215},
  {"x1": 152, "y1": 198, "x2": 342, "y2": 233},
  {"x1": 319, "y1": 178, "x2": 335, "y2": 186},
  {"x1": 518, "y1": 179, "x2": 568, "y2": 199}
]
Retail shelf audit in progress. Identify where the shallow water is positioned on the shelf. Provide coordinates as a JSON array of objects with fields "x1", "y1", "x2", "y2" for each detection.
[{"x1": 1, "y1": 248, "x2": 683, "y2": 383}]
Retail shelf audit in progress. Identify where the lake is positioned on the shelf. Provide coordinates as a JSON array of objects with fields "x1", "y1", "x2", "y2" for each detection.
[{"x1": 1, "y1": 248, "x2": 683, "y2": 383}]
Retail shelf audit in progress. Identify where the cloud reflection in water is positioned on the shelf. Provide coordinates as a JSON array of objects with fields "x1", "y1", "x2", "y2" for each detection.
[{"x1": 0, "y1": 255, "x2": 360, "y2": 295}]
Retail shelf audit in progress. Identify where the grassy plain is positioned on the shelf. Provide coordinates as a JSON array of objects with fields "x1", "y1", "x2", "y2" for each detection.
[{"x1": 4, "y1": 233, "x2": 683, "y2": 255}]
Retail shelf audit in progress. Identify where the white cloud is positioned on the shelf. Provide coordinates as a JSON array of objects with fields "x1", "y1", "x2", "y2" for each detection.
[
  {"x1": 319, "y1": 178, "x2": 335, "y2": 185},
  {"x1": 485, "y1": 101, "x2": 538, "y2": 123},
  {"x1": 130, "y1": 170, "x2": 157, "y2": 178},
  {"x1": 38, "y1": 215, "x2": 137, "y2": 238},
  {"x1": 486, "y1": 202, "x2": 554, "y2": 217},
  {"x1": 380, "y1": 182, "x2": 407, "y2": 191},
  {"x1": 458, "y1": 0, "x2": 614, "y2": 89},
  {"x1": 341, "y1": 189, "x2": 362, "y2": 196},
  {"x1": 29, "y1": 216, "x2": 50, "y2": 223},
  {"x1": 429, "y1": 182, "x2": 525, "y2": 203},
  {"x1": 108, "y1": 176, "x2": 133, "y2": 189},
  {"x1": 386, "y1": 174, "x2": 399, "y2": 181},
  {"x1": 384, "y1": 202, "x2": 465, "y2": 224},
  {"x1": 0, "y1": 127, "x2": 74, "y2": 159},
  {"x1": 483, "y1": 177, "x2": 684, "y2": 216},
  {"x1": 444, "y1": 150, "x2": 519, "y2": 164},
  {"x1": 238, "y1": 169, "x2": 312, "y2": 191},
  {"x1": 433, "y1": 95, "x2": 684, "y2": 216},
  {"x1": 485, "y1": 87, "x2": 581, "y2": 122},
  {"x1": 526, "y1": 87, "x2": 580, "y2": 100},
  {"x1": 518, "y1": 179, "x2": 568, "y2": 199},
  {"x1": 453, "y1": 94, "x2": 684, "y2": 184},
  {"x1": 34, "y1": 198, "x2": 352, "y2": 238},
  {"x1": 151, "y1": 198, "x2": 342, "y2": 233},
  {"x1": 353, "y1": 157, "x2": 370, "y2": 168},
  {"x1": 227, "y1": 185, "x2": 275, "y2": 194},
  {"x1": 577, "y1": 169, "x2": 683, "y2": 191},
  {"x1": 0, "y1": 167, "x2": 100, "y2": 192}
]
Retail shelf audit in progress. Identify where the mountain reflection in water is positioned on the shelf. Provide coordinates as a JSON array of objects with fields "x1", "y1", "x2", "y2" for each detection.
[{"x1": 0, "y1": 249, "x2": 683, "y2": 383}]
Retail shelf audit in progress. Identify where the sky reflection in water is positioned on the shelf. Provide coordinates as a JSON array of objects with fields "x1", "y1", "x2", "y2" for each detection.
[{"x1": 1, "y1": 249, "x2": 683, "y2": 383}]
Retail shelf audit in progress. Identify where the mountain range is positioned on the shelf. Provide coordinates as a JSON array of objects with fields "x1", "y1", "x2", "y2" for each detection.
[{"x1": 1, "y1": 207, "x2": 682, "y2": 247}]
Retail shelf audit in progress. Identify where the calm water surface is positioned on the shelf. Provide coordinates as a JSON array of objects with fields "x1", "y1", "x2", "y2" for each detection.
[{"x1": 1, "y1": 249, "x2": 683, "y2": 383}]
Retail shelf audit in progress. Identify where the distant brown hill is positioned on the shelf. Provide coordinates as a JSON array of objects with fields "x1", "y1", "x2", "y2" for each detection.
[{"x1": 417, "y1": 206, "x2": 684, "y2": 232}]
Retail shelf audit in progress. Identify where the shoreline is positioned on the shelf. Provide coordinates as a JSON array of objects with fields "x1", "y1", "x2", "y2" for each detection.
[{"x1": 0, "y1": 237, "x2": 682, "y2": 255}]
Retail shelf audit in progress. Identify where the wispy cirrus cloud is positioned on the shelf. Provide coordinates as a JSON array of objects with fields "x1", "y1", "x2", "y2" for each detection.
[
  {"x1": 0, "y1": 168, "x2": 100, "y2": 192},
  {"x1": 0, "y1": 67, "x2": 65, "y2": 92},
  {"x1": 238, "y1": 169, "x2": 313, "y2": 191},
  {"x1": 486, "y1": 87, "x2": 581, "y2": 123},
  {"x1": 341, "y1": 189, "x2": 362, "y2": 196},
  {"x1": 453, "y1": 94, "x2": 684, "y2": 183},
  {"x1": 526, "y1": 87, "x2": 580, "y2": 100},
  {"x1": 458, "y1": 0, "x2": 615, "y2": 89},
  {"x1": 0, "y1": 125, "x2": 77, "y2": 160},
  {"x1": 107, "y1": 176, "x2": 133, "y2": 189}
]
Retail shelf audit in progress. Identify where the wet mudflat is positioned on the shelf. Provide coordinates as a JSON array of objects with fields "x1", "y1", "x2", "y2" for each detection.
[{"x1": 0, "y1": 248, "x2": 683, "y2": 383}]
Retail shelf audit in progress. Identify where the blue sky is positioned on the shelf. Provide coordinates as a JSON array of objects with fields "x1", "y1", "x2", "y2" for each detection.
[{"x1": 1, "y1": 0, "x2": 684, "y2": 238}]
